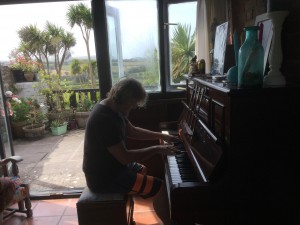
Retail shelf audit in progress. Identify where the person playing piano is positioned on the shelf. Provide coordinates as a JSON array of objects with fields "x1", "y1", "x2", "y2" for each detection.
[{"x1": 83, "y1": 77, "x2": 179, "y2": 225}]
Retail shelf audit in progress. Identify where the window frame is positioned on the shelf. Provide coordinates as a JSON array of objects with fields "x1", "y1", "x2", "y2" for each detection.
[
  {"x1": 4, "y1": 0, "x2": 193, "y2": 100},
  {"x1": 92, "y1": 0, "x2": 194, "y2": 100}
]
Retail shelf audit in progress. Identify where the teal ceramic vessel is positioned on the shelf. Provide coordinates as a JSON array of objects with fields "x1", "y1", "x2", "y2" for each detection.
[
  {"x1": 238, "y1": 26, "x2": 264, "y2": 88},
  {"x1": 227, "y1": 65, "x2": 238, "y2": 83}
]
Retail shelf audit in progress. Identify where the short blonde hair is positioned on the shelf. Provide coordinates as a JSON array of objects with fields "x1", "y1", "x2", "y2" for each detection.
[{"x1": 107, "y1": 77, "x2": 148, "y2": 107}]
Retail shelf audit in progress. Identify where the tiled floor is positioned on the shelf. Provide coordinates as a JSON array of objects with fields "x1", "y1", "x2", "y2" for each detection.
[{"x1": 3, "y1": 196, "x2": 163, "y2": 225}]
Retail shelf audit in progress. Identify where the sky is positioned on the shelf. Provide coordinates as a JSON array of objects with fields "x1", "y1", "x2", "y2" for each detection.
[
  {"x1": 0, "y1": 1, "x2": 95, "y2": 62},
  {"x1": 107, "y1": 1, "x2": 196, "y2": 59},
  {"x1": 0, "y1": 1, "x2": 196, "y2": 62}
]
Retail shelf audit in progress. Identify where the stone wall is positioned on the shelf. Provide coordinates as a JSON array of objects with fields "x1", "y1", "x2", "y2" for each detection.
[
  {"x1": 230, "y1": 0, "x2": 266, "y2": 33},
  {"x1": 230, "y1": 0, "x2": 300, "y2": 84},
  {"x1": 0, "y1": 66, "x2": 15, "y2": 93},
  {"x1": 14, "y1": 82, "x2": 47, "y2": 110},
  {"x1": 282, "y1": 0, "x2": 300, "y2": 84},
  {"x1": 0, "y1": 65, "x2": 47, "y2": 112}
]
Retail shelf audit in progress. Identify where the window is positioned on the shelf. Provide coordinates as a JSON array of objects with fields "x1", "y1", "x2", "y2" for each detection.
[
  {"x1": 106, "y1": 0, "x2": 161, "y2": 92},
  {"x1": 0, "y1": 0, "x2": 93, "y2": 196},
  {"x1": 167, "y1": 1, "x2": 197, "y2": 87},
  {"x1": 94, "y1": 0, "x2": 197, "y2": 94}
]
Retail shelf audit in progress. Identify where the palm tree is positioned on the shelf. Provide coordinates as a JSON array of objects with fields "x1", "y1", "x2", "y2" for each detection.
[
  {"x1": 17, "y1": 24, "x2": 52, "y2": 74},
  {"x1": 171, "y1": 23, "x2": 195, "y2": 81},
  {"x1": 66, "y1": 3, "x2": 96, "y2": 88},
  {"x1": 70, "y1": 59, "x2": 83, "y2": 85},
  {"x1": 17, "y1": 23, "x2": 76, "y2": 77},
  {"x1": 45, "y1": 22, "x2": 76, "y2": 77}
]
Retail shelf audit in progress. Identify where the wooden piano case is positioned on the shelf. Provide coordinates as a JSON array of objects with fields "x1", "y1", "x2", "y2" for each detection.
[{"x1": 165, "y1": 75, "x2": 300, "y2": 225}]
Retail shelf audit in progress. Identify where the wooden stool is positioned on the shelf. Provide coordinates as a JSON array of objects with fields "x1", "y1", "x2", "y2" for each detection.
[{"x1": 76, "y1": 187, "x2": 135, "y2": 225}]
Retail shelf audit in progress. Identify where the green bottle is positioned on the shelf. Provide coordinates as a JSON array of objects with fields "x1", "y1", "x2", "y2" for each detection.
[{"x1": 238, "y1": 26, "x2": 264, "y2": 88}]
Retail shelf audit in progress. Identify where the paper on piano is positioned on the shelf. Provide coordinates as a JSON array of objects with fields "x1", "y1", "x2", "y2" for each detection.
[{"x1": 161, "y1": 130, "x2": 169, "y2": 144}]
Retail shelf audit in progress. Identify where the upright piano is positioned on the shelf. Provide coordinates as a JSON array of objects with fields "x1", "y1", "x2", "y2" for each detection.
[{"x1": 162, "y1": 76, "x2": 300, "y2": 225}]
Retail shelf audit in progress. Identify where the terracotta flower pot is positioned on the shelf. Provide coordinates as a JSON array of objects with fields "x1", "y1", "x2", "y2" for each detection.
[{"x1": 24, "y1": 72, "x2": 35, "y2": 82}]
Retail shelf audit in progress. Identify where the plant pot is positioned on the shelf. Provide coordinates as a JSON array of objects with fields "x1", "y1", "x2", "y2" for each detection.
[
  {"x1": 22, "y1": 124, "x2": 45, "y2": 140},
  {"x1": 50, "y1": 123, "x2": 68, "y2": 136},
  {"x1": 75, "y1": 111, "x2": 90, "y2": 129},
  {"x1": 11, "y1": 70, "x2": 25, "y2": 83},
  {"x1": 11, "y1": 120, "x2": 29, "y2": 139},
  {"x1": 24, "y1": 72, "x2": 35, "y2": 82},
  {"x1": 68, "y1": 119, "x2": 78, "y2": 130}
]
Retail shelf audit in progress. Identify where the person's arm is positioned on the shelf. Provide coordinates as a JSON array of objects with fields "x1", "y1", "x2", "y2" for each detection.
[
  {"x1": 126, "y1": 120, "x2": 180, "y2": 143},
  {"x1": 107, "y1": 140, "x2": 177, "y2": 165}
]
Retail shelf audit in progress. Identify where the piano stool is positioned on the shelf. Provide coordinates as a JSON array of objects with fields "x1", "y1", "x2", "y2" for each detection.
[{"x1": 76, "y1": 187, "x2": 135, "y2": 225}]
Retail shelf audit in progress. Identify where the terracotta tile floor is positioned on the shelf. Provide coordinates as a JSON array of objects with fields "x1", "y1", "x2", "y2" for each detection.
[{"x1": 3, "y1": 196, "x2": 163, "y2": 225}]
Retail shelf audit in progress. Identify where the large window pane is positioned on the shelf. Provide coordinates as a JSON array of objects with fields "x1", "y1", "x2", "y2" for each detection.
[
  {"x1": 0, "y1": 0, "x2": 94, "y2": 196},
  {"x1": 168, "y1": 2, "x2": 197, "y2": 85},
  {"x1": 105, "y1": 0, "x2": 161, "y2": 92}
]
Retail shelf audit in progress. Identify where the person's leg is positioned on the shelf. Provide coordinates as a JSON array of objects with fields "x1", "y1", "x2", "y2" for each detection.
[
  {"x1": 127, "y1": 173, "x2": 170, "y2": 224},
  {"x1": 126, "y1": 164, "x2": 170, "y2": 224}
]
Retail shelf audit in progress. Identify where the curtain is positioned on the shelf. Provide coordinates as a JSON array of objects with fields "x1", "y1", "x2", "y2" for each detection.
[
  {"x1": 195, "y1": 0, "x2": 227, "y2": 73},
  {"x1": 195, "y1": 0, "x2": 211, "y2": 73}
]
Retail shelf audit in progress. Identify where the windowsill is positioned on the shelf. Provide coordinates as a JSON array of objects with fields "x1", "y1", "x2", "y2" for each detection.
[{"x1": 148, "y1": 89, "x2": 185, "y2": 100}]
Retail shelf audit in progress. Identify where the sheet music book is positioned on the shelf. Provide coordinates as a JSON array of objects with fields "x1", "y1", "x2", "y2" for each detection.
[{"x1": 211, "y1": 21, "x2": 229, "y2": 77}]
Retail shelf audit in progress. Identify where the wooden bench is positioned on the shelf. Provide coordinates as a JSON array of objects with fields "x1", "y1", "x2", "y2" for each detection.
[{"x1": 76, "y1": 187, "x2": 135, "y2": 225}]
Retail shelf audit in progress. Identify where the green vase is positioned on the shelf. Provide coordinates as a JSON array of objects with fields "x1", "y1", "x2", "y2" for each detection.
[{"x1": 238, "y1": 26, "x2": 264, "y2": 88}]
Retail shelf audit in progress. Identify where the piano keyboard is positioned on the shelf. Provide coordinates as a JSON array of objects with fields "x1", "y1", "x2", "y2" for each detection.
[
  {"x1": 162, "y1": 130, "x2": 198, "y2": 184},
  {"x1": 167, "y1": 142, "x2": 198, "y2": 184}
]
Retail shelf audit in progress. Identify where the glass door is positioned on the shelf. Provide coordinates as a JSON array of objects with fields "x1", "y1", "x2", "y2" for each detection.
[
  {"x1": 0, "y1": 70, "x2": 14, "y2": 159},
  {"x1": 105, "y1": 0, "x2": 161, "y2": 92},
  {"x1": 106, "y1": 5, "x2": 124, "y2": 82},
  {"x1": 167, "y1": 1, "x2": 197, "y2": 86},
  {"x1": 103, "y1": 0, "x2": 197, "y2": 92}
]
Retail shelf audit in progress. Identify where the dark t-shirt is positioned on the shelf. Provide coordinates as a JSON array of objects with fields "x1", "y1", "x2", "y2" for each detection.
[{"x1": 83, "y1": 103, "x2": 130, "y2": 191}]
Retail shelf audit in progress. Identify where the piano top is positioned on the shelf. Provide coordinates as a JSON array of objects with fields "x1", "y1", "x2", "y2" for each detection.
[{"x1": 184, "y1": 74, "x2": 300, "y2": 95}]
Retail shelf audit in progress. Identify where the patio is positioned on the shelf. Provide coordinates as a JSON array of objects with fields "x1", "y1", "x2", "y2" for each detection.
[{"x1": 12, "y1": 129, "x2": 86, "y2": 197}]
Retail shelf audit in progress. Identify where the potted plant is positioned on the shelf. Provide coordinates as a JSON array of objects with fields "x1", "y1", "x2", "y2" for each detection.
[
  {"x1": 23, "y1": 59, "x2": 40, "y2": 82},
  {"x1": 33, "y1": 72, "x2": 74, "y2": 124},
  {"x1": 50, "y1": 119, "x2": 68, "y2": 136},
  {"x1": 8, "y1": 50, "x2": 41, "y2": 82},
  {"x1": 22, "y1": 98, "x2": 47, "y2": 140},
  {"x1": 8, "y1": 56, "x2": 25, "y2": 82},
  {"x1": 6, "y1": 93, "x2": 30, "y2": 139},
  {"x1": 74, "y1": 94, "x2": 95, "y2": 129}
]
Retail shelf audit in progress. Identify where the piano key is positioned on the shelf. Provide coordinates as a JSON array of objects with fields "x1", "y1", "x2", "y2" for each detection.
[
  {"x1": 164, "y1": 131, "x2": 198, "y2": 183},
  {"x1": 167, "y1": 155, "x2": 182, "y2": 183},
  {"x1": 167, "y1": 152, "x2": 198, "y2": 183}
]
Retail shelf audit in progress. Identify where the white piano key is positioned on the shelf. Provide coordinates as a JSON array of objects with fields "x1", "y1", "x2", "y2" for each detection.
[{"x1": 167, "y1": 155, "x2": 182, "y2": 183}]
